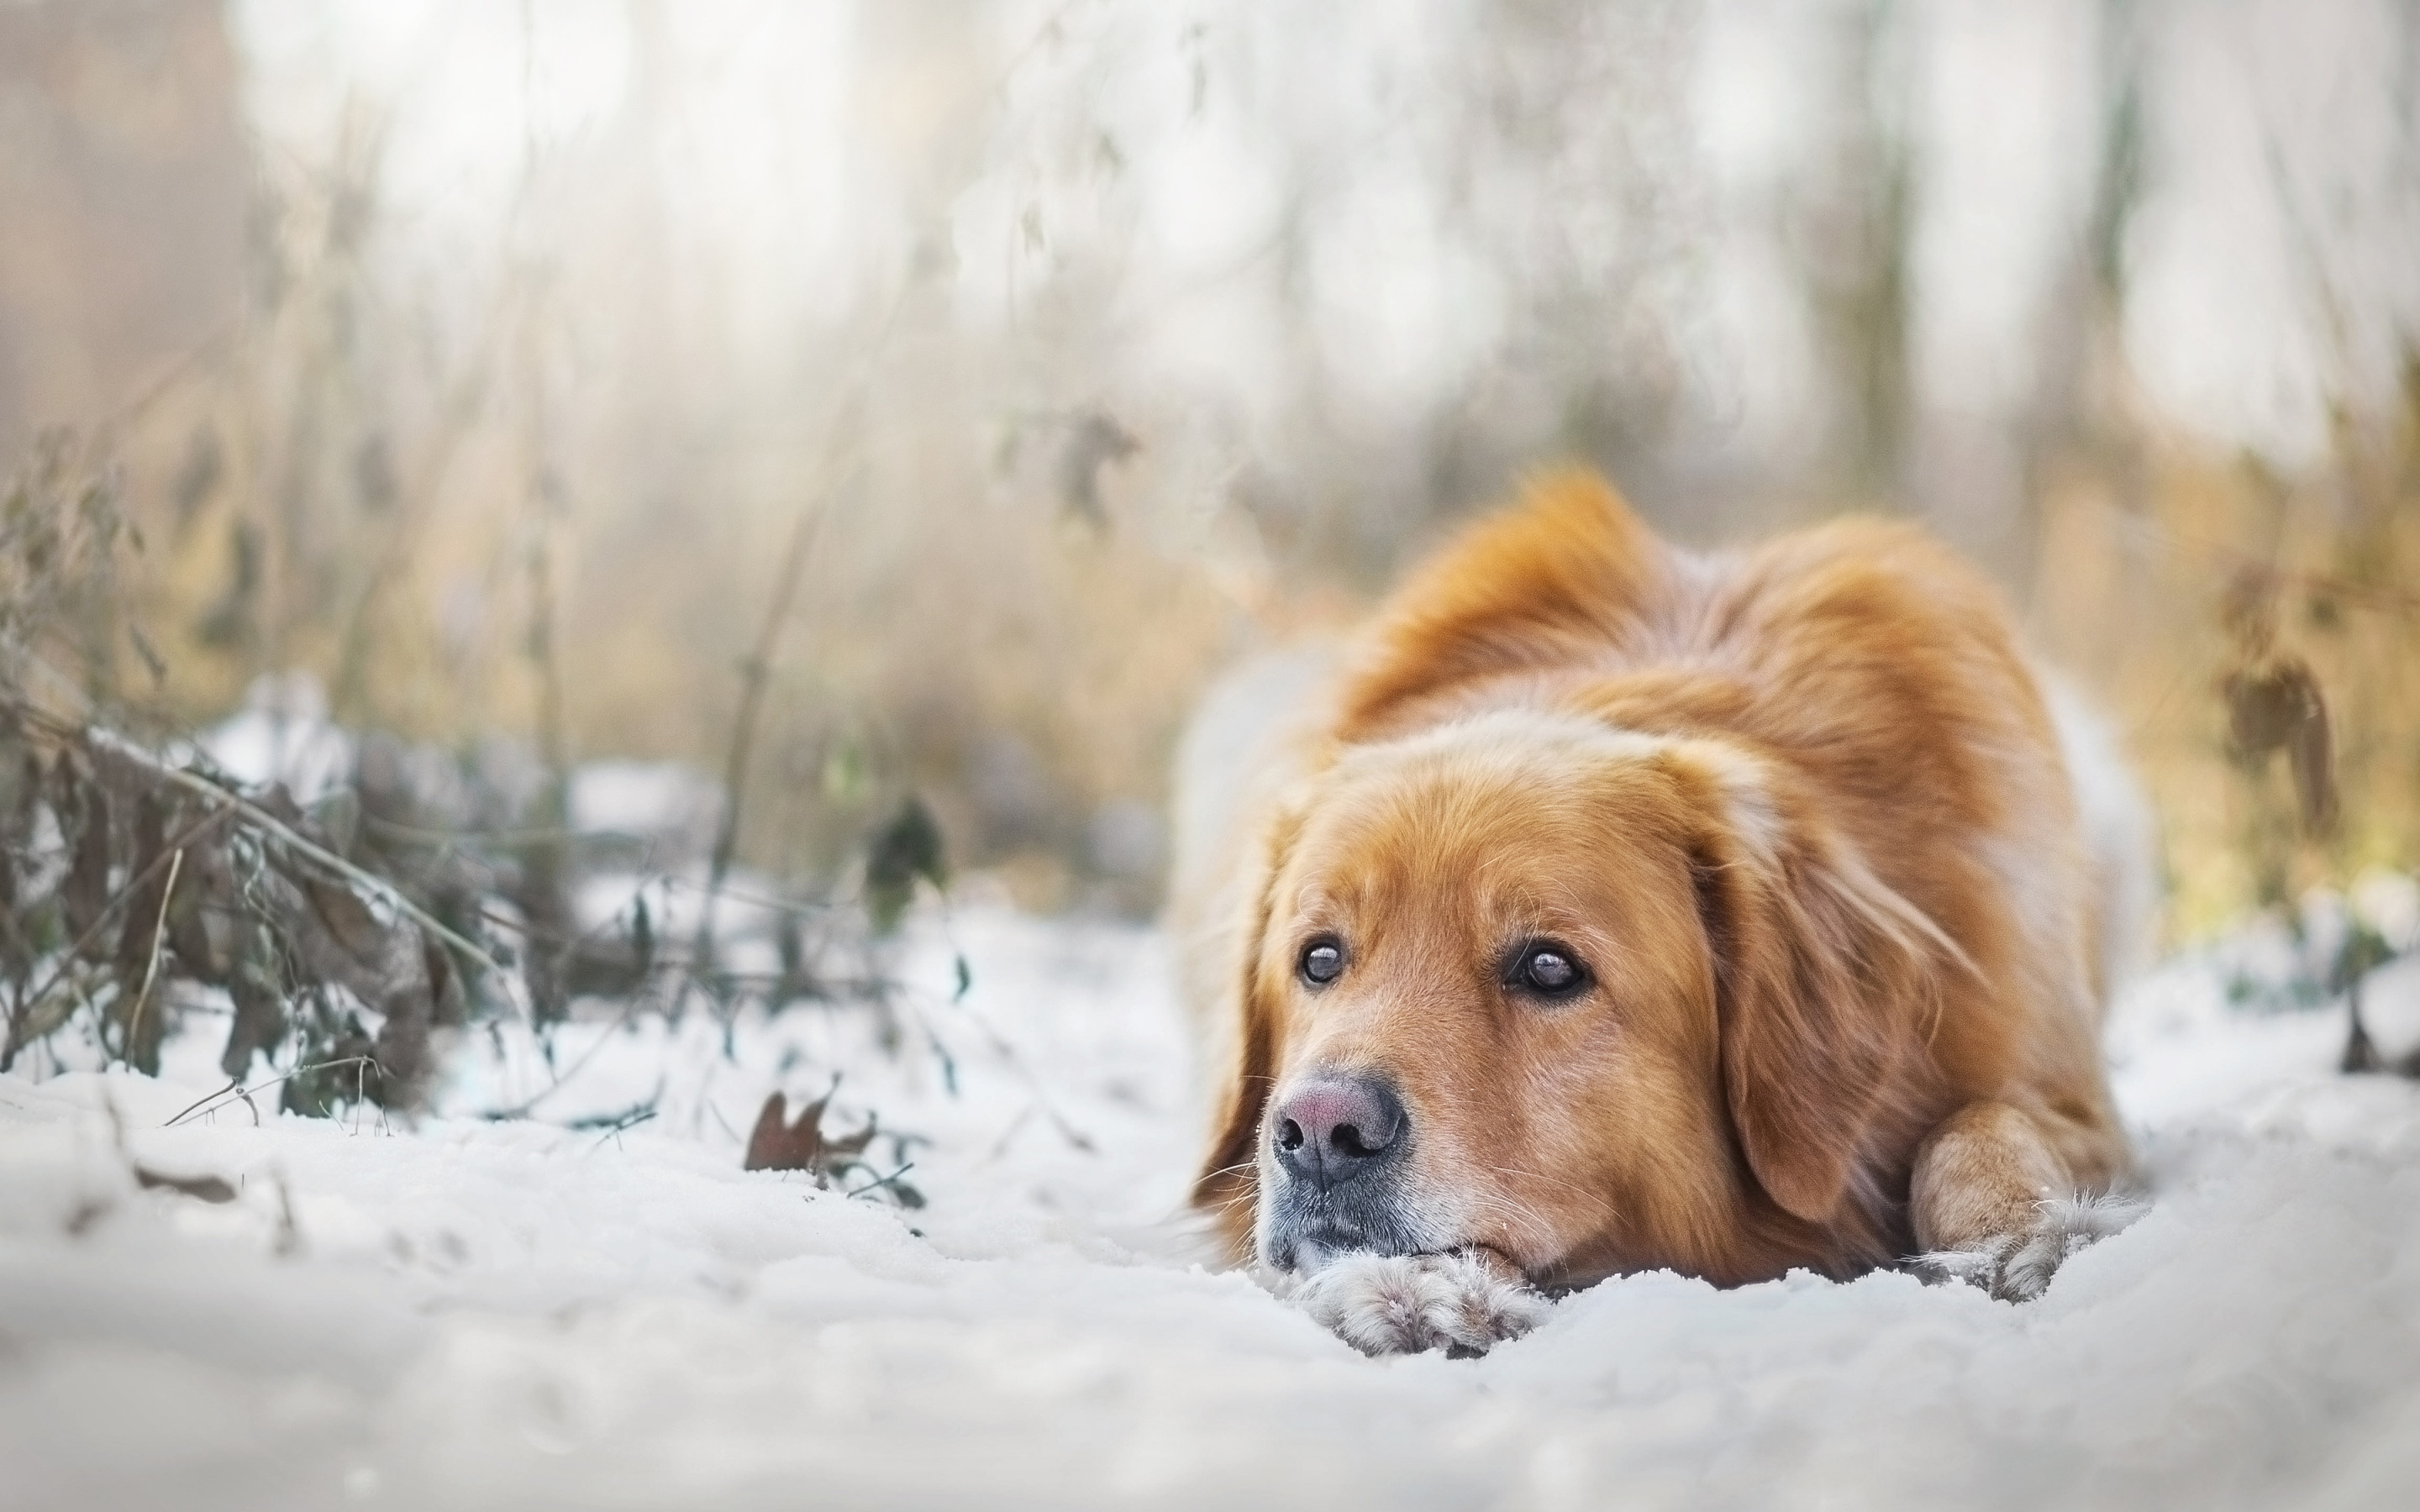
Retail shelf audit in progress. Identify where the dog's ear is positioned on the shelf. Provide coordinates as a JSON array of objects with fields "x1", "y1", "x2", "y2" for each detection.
[
  {"x1": 1190, "y1": 798, "x2": 1304, "y2": 1257},
  {"x1": 1688, "y1": 769, "x2": 1944, "y2": 1226}
]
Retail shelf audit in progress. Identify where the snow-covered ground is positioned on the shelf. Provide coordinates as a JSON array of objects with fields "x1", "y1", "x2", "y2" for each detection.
[{"x1": 5, "y1": 905, "x2": 2420, "y2": 1512}]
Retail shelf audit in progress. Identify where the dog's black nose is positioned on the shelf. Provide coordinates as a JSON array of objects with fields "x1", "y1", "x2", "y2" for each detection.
[{"x1": 1270, "y1": 1074, "x2": 1407, "y2": 1191}]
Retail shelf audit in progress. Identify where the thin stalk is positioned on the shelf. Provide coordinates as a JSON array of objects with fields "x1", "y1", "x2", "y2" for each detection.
[
  {"x1": 687, "y1": 0, "x2": 1092, "y2": 988},
  {"x1": 692, "y1": 479, "x2": 831, "y2": 976},
  {"x1": 79, "y1": 727, "x2": 513, "y2": 988},
  {"x1": 118, "y1": 848, "x2": 183, "y2": 1068},
  {"x1": 2, "y1": 805, "x2": 232, "y2": 1069},
  {"x1": 688, "y1": 313, "x2": 901, "y2": 984}
]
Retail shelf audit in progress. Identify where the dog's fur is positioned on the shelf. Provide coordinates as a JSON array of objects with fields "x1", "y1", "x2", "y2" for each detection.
[{"x1": 1171, "y1": 470, "x2": 2148, "y2": 1353}]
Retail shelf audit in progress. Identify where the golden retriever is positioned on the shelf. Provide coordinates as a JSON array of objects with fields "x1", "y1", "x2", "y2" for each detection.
[{"x1": 1169, "y1": 470, "x2": 2150, "y2": 1356}]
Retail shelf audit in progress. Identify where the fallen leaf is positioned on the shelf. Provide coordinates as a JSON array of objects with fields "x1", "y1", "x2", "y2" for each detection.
[{"x1": 134, "y1": 1165, "x2": 237, "y2": 1203}]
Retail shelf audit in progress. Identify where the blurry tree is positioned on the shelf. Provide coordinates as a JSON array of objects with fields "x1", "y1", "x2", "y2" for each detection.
[
  {"x1": 0, "y1": 0, "x2": 2416, "y2": 938},
  {"x1": 1792, "y1": 0, "x2": 1918, "y2": 508},
  {"x1": 0, "y1": 0, "x2": 247, "y2": 465}
]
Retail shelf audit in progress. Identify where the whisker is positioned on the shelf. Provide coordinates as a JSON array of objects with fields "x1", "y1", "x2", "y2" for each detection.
[
  {"x1": 1464, "y1": 1161, "x2": 1623, "y2": 1261},
  {"x1": 1476, "y1": 1159, "x2": 1622, "y2": 1220}
]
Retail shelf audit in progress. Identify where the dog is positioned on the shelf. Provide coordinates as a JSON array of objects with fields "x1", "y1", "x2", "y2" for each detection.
[{"x1": 1167, "y1": 470, "x2": 2152, "y2": 1356}]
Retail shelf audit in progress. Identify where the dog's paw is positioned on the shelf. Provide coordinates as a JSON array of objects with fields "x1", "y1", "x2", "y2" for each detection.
[
  {"x1": 1917, "y1": 1191, "x2": 2149, "y2": 1301},
  {"x1": 1286, "y1": 1251, "x2": 1549, "y2": 1357}
]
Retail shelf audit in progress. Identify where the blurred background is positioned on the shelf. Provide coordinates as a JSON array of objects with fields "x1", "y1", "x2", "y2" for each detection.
[{"x1": 3, "y1": 0, "x2": 2416, "y2": 947}]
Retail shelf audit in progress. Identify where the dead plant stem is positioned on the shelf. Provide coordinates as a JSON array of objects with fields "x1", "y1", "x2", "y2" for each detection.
[
  {"x1": 119, "y1": 848, "x2": 183, "y2": 1067},
  {"x1": 79, "y1": 727, "x2": 515, "y2": 990},
  {"x1": 687, "y1": 1, "x2": 1086, "y2": 984},
  {"x1": 166, "y1": 1055, "x2": 375, "y2": 1128},
  {"x1": 2, "y1": 806, "x2": 233, "y2": 1068}
]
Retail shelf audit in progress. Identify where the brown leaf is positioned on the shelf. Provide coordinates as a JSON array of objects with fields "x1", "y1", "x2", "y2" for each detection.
[
  {"x1": 2286, "y1": 674, "x2": 2337, "y2": 834},
  {"x1": 57, "y1": 758, "x2": 112, "y2": 951},
  {"x1": 823, "y1": 1116, "x2": 879, "y2": 1162},
  {"x1": 424, "y1": 930, "x2": 468, "y2": 1029},
  {"x1": 744, "y1": 1089, "x2": 833, "y2": 1174},
  {"x1": 742, "y1": 1084, "x2": 879, "y2": 1180},
  {"x1": 114, "y1": 790, "x2": 170, "y2": 981},
  {"x1": 165, "y1": 845, "x2": 223, "y2": 979},
  {"x1": 366, "y1": 927, "x2": 440, "y2": 1108},
  {"x1": 2222, "y1": 656, "x2": 2336, "y2": 836},
  {"x1": 219, "y1": 915, "x2": 287, "y2": 1080},
  {"x1": 134, "y1": 1165, "x2": 236, "y2": 1203},
  {"x1": 305, "y1": 874, "x2": 388, "y2": 965},
  {"x1": 2223, "y1": 661, "x2": 2304, "y2": 760}
]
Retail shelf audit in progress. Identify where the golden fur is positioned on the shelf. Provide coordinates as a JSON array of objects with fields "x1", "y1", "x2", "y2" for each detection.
[{"x1": 1178, "y1": 470, "x2": 2135, "y2": 1305}]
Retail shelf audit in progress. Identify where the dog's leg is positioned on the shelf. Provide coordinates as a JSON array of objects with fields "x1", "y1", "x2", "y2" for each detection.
[
  {"x1": 1286, "y1": 1249, "x2": 1550, "y2": 1357},
  {"x1": 1909, "y1": 1101, "x2": 2144, "y2": 1301}
]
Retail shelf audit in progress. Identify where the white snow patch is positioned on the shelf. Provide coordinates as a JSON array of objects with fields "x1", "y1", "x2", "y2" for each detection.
[
  {"x1": 193, "y1": 673, "x2": 355, "y2": 803},
  {"x1": 3, "y1": 911, "x2": 2419, "y2": 1510},
  {"x1": 567, "y1": 761, "x2": 723, "y2": 850}
]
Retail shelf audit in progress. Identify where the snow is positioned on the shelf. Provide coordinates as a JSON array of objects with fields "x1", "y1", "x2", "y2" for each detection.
[
  {"x1": 192, "y1": 674, "x2": 356, "y2": 804},
  {"x1": 566, "y1": 762, "x2": 723, "y2": 856},
  {"x1": 4, "y1": 908, "x2": 2420, "y2": 1511}
]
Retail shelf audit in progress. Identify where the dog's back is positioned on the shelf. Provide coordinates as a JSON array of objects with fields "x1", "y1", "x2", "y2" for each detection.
[{"x1": 1172, "y1": 474, "x2": 2154, "y2": 1042}]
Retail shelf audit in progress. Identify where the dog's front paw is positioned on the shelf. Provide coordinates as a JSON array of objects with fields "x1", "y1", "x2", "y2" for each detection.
[
  {"x1": 1918, "y1": 1191, "x2": 2148, "y2": 1301},
  {"x1": 1287, "y1": 1251, "x2": 1549, "y2": 1357}
]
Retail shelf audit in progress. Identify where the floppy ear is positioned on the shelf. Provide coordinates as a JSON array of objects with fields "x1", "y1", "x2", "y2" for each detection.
[
  {"x1": 1189, "y1": 800, "x2": 1303, "y2": 1257},
  {"x1": 1690, "y1": 785, "x2": 1943, "y2": 1226}
]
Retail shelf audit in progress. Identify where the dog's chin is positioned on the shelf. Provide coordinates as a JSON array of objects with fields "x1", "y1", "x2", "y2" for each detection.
[
  {"x1": 1267, "y1": 1223, "x2": 1373, "y2": 1276},
  {"x1": 1286, "y1": 1236, "x2": 1344, "y2": 1274},
  {"x1": 1260, "y1": 1173, "x2": 1539, "y2": 1279},
  {"x1": 1265, "y1": 1214, "x2": 1411, "y2": 1275},
  {"x1": 1270, "y1": 1223, "x2": 1528, "y2": 1284}
]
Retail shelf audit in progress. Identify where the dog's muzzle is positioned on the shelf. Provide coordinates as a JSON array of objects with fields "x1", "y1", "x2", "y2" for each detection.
[{"x1": 1260, "y1": 1070, "x2": 1428, "y2": 1271}]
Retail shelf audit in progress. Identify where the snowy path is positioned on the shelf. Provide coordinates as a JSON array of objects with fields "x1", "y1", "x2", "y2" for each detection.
[{"x1": 3, "y1": 909, "x2": 2418, "y2": 1512}]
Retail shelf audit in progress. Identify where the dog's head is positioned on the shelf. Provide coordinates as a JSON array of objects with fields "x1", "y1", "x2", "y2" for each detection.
[{"x1": 1193, "y1": 706, "x2": 1944, "y2": 1287}]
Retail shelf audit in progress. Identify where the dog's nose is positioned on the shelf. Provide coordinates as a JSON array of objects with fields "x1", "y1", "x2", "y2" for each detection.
[{"x1": 1270, "y1": 1074, "x2": 1407, "y2": 1191}]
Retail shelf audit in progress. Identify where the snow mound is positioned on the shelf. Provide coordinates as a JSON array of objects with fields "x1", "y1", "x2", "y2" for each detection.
[{"x1": 3, "y1": 911, "x2": 2418, "y2": 1511}]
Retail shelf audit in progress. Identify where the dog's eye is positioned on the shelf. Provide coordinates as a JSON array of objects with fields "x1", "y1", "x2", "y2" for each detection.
[
  {"x1": 1299, "y1": 939, "x2": 1344, "y2": 986},
  {"x1": 1510, "y1": 942, "x2": 1588, "y2": 998}
]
